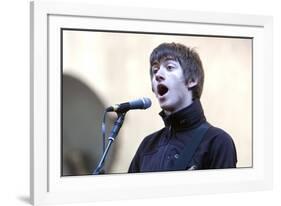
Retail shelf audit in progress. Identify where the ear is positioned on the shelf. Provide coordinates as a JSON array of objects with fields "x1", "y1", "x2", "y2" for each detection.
[{"x1": 187, "y1": 79, "x2": 198, "y2": 89}]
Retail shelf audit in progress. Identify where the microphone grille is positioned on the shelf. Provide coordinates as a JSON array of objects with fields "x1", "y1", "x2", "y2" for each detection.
[{"x1": 142, "y1": 97, "x2": 152, "y2": 109}]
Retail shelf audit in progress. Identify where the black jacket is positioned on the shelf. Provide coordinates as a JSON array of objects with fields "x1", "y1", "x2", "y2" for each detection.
[{"x1": 128, "y1": 100, "x2": 237, "y2": 173}]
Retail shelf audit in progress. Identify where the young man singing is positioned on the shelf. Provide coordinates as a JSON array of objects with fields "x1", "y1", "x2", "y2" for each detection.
[{"x1": 128, "y1": 43, "x2": 237, "y2": 173}]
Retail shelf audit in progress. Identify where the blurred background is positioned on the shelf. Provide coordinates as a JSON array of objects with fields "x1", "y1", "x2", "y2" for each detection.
[{"x1": 62, "y1": 30, "x2": 252, "y2": 175}]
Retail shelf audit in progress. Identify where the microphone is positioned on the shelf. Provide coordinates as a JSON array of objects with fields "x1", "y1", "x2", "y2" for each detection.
[{"x1": 106, "y1": 97, "x2": 152, "y2": 113}]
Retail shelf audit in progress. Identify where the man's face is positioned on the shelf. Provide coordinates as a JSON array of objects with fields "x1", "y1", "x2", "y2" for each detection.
[{"x1": 151, "y1": 57, "x2": 194, "y2": 114}]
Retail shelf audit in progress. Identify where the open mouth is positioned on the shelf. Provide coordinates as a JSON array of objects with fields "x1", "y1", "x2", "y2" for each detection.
[{"x1": 157, "y1": 84, "x2": 169, "y2": 96}]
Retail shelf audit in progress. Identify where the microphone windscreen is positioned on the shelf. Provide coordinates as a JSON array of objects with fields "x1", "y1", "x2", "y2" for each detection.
[{"x1": 142, "y1": 97, "x2": 152, "y2": 109}]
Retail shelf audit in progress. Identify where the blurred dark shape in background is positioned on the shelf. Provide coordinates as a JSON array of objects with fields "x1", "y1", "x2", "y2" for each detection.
[{"x1": 62, "y1": 74, "x2": 116, "y2": 176}]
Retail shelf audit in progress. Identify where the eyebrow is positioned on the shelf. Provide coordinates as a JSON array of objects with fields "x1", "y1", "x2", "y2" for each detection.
[{"x1": 151, "y1": 61, "x2": 159, "y2": 68}]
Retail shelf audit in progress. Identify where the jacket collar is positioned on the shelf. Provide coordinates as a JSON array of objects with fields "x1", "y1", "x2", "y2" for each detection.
[{"x1": 159, "y1": 99, "x2": 206, "y2": 131}]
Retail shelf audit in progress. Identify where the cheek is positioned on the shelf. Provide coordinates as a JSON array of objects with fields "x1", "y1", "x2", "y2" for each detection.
[
  {"x1": 151, "y1": 80, "x2": 156, "y2": 93},
  {"x1": 169, "y1": 77, "x2": 186, "y2": 90},
  {"x1": 152, "y1": 78, "x2": 158, "y2": 87}
]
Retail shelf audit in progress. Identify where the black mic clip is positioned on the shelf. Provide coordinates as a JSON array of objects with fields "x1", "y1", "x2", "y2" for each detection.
[{"x1": 106, "y1": 104, "x2": 130, "y2": 113}]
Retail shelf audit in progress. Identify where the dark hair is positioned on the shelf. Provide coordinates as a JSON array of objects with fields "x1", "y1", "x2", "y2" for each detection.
[{"x1": 149, "y1": 42, "x2": 204, "y2": 99}]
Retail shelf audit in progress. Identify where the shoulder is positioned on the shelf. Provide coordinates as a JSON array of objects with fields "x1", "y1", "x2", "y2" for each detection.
[
  {"x1": 207, "y1": 125, "x2": 237, "y2": 159},
  {"x1": 137, "y1": 128, "x2": 166, "y2": 153},
  {"x1": 128, "y1": 128, "x2": 165, "y2": 173},
  {"x1": 201, "y1": 124, "x2": 237, "y2": 157},
  {"x1": 201, "y1": 125, "x2": 237, "y2": 168},
  {"x1": 205, "y1": 125, "x2": 235, "y2": 145}
]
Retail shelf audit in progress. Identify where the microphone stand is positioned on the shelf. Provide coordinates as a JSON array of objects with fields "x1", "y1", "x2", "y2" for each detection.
[{"x1": 93, "y1": 112, "x2": 126, "y2": 175}]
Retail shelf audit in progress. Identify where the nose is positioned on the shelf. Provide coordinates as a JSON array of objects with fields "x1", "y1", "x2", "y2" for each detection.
[{"x1": 155, "y1": 67, "x2": 165, "y2": 82}]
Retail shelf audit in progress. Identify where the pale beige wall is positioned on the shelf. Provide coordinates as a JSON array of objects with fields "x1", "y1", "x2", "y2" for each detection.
[{"x1": 63, "y1": 30, "x2": 252, "y2": 173}]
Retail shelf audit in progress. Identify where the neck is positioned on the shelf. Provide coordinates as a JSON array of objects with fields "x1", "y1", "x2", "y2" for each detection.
[
  {"x1": 164, "y1": 98, "x2": 194, "y2": 116},
  {"x1": 159, "y1": 99, "x2": 206, "y2": 131}
]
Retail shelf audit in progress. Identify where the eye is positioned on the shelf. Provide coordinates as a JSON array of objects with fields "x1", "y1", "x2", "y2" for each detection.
[
  {"x1": 167, "y1": 65, "x2": 175, "y2": 71},
  {"x1": 152, "y1": 67, "x2": 159, "y2": 74}
]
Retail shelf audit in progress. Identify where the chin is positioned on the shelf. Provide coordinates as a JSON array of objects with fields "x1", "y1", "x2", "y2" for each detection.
[{"x1": 159, "y1": 102, "x2": 175, "y2": 113}]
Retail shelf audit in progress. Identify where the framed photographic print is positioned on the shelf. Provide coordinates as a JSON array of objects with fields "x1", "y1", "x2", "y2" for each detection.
[{"x1": 30, "y1": 0, "x2": 273, "y2": 205}]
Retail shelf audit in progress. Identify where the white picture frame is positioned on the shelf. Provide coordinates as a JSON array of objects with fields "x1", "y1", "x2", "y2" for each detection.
[{"x1": 30, "y1": 0, "x2": 273, "y2": 205}]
